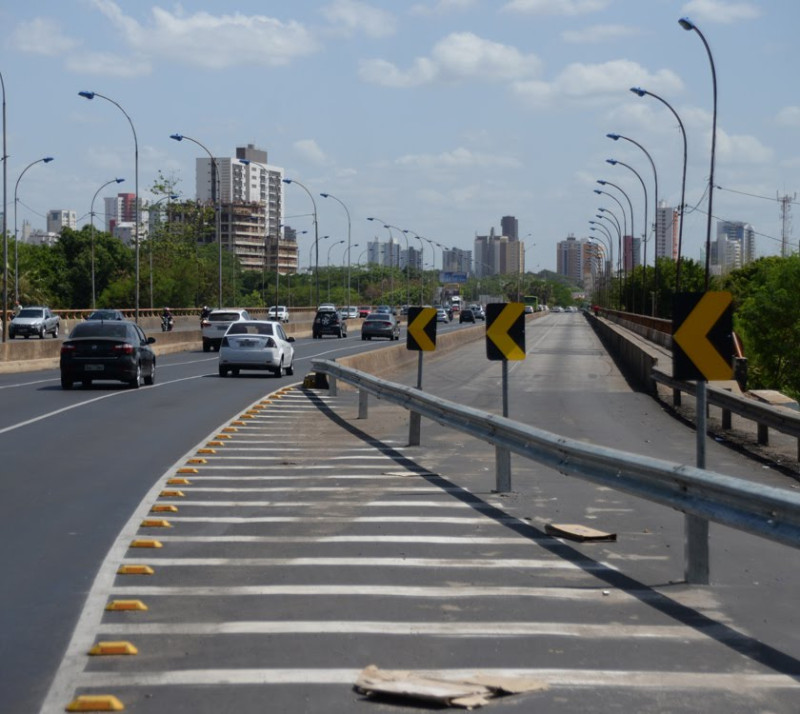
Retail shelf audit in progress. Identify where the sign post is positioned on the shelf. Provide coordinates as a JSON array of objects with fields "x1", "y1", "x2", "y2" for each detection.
[
  {"x1": 406, "y1": 307, "x2": 437, "y2": 446},
  {"x1": 485, "y1": 302, "x2": 526, "y2": 492},
  {"x1": 672, "y1": 291, "x2": 733, "y2": 584}
]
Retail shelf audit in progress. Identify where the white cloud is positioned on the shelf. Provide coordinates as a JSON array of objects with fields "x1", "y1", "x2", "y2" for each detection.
[
  {"x1": 513, "y1": 60, "x2": 683, "y2": 107},
  {"x1": 89, "y1": 0, "x2": 318, "y2": 69},
  {"x1": 410, "y1": 0, "x2": 479, "y2": 17},
  {"x1": 716, "y1": 129, "x2": 773, "y2": 164},
  {"x1": 395, "y1": 147, "x2": 522, "y2": 170},
  {"x1": 502, "y1": 0, "x2": 609, "y2": 15},
  {"x1": 776, "y1": 106, "x2": 800, "y2": 128},
  {"x1": 321, "y1": 0, "x2": 396, "y2": 38},
  {"x1": 561, "y1": 24, "x2": 642, "y2": 44},
  {"x1": 680, "y1": 0, "x2": 761, "y2": 24},
  {"x1": 11, "y1": 17, "x2": 80, "y2": 56},
  {"x1": 66, "y1": 50, "x2": 151, "y2": 78},
  {"x1": 294, "y1": 139, "x2": 329, "y2": 165},
  {"x1": 360, "y1": 32, "x2": 541, "y2": 87}
]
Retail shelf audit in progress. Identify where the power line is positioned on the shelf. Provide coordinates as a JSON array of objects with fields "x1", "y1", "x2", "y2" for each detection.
[{"x1": 715, "y1": 184, "x2": 800, "y2": 206}]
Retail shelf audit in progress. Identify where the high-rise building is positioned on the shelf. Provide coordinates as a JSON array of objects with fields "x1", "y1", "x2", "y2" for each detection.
[
  {"x1": 103, "y1": 193, "x2": 138, "y2": 242},
  {"x1": 712, "y1": 221, "x2": 755, "y2": 273},
  {"x1": 195, "y1": 144, "x2": 293, "y2": 273},
  {"x1": 623, "y1": 235, "x2": 641, "y2": 272},
  {"x1": 655, "y1": 201, "x2": 679, "y2": 261},
  {"x1": 47, "y1": 209, "x2": 77, "y2": 234},
  {"x1": 473, "y1": 221, "x2": 523, "y2": 277},
  {"x1": 501, "y1": 216, "x2": 518, "y2": 241},
  {"x1": 556, "y1": 234, "x2": 587, "y2": 284}
]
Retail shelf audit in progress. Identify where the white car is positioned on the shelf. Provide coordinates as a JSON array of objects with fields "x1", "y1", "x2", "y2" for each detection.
[
  {"x1": 201, "y1": 308, "x2": 252, "y2": 352},
  {"x1": 342, "y1": 306, "x2": 359, "y2": 319},
  {"x1": 267, "y1": 305, "x2": 290, "y2": 323},
  {"x1": 218, "y1": 320, "x2": 295, "y2": 378}
]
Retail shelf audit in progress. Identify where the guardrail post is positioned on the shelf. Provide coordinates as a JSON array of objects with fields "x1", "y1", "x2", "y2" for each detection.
[
  {"x1": 358, "y1": 389, "x2": 368, "y2": 419},
  {"x1": 758, "y1": 423, "x2": 768, "y2": 446},
  {"x1": 686, "y1": 379, "x2": 710, "y2": 585},
  {"x1": 673, "y1": 388, "x2": 681, "y2": 407},
  {"x1": 409, "y1": 412, "x2": 421, "y2": 446},
  {"x1": 329, "y1": 374, "x2": 337, "y2": 397},
  {"x1": 495, "y1": 447, "x2": 511, "y2": 492},
  {"x1": 722, "y1": 408, "x2": 732, "y2": 430}
]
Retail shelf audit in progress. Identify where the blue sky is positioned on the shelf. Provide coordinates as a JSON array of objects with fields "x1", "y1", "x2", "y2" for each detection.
[{"x1": 1, "y1": 0, "x2": 798, "y2": 273}]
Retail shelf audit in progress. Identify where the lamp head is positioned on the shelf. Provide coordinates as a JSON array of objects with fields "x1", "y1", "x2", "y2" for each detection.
[
  {"x1": 169, "y1": 193, "x2": 178, "y2": 199},
  {"x1": 366, "y1": 216, "x2": 376, "y2": 221},
  {"x1": 43, "y1": 157, "x2": 54, "y2": 163},
  {"x1": 630, "y1": 86, "x2": 646, "y2": 97},
  {"x1": 597, "y1": 180, "x2": 607, "y2": 185},
  {"x1": 238, "y1": 158, "x2": 251, "y2": 165},
  {"x1": 115, "y1": 178, "x2": 125, "y2": 184},
  {"x1": 679, "y1": 17, "x2": 695, "y2": 31},
  {"x1": 593, "y1": 189, "x2": 602, "y2": 195},
  {"x1": 78, "y1": 91, "x2": 95, "y2": 100},
  {"x1": 282, "y1": 178, "x2": 292, "y2": 184},
  {"x1": 320, "y1": 192, "x2": 329, "y2": 198},
  {"x1": 606, "y1": 159, "x2": 618, "y2": 166},
  {"x1": 169, "y1": 133, "x2": 183, "y2": 142},
  {"x1": 606, "y1": 133, "x2": 621, "y2": 141}
]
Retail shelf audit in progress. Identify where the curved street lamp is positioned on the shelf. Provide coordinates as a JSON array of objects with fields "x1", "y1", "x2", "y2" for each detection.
[
  {"x1": 284, "y1": 179, "x2": 320, "y2": 307},
  {"x1": 404, "y1": 229, "x2": 425, "y2": 305},
  {"x1": 366, "y1": 217, "x2": 396, "y2": 304},
  {"x1": 171, "y1": 133, "x2": 222, "y2": 309},
  {"x1": 90, "y1": 177, "x2": 125, "y2": 310},
  {"x1": 630, "y1": 86, "x2": 688, "y2": 291},
  {"x1": 383, "y1": 222, "x2": 410, "y2": 307},
  {"x1": 79, "y1": 91, "x2": 139, "y2": 321},
  {"x1": 1, "y1": 71, "x2": 7, "y2": 342},
  {"x1": 14, "y1": 156, "x2": 54, "y2": 304},
  {"x1": 320, "y1": 193, "x2": 352, "y2": 305},
  {"x1": 608, "y1": 133, "x2": 660, "y2": 314},
  {"x1": 146, "y1": 192, "x2": 178, "y2": 309},
  {"x1": 679, "y1": 16, "x2": 717, "y2": 290},
  {"x1": 326, "y1": 239, "x2": 345, "y2": 302}
]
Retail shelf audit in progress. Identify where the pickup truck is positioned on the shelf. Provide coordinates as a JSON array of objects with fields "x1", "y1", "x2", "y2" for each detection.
[{"x1": 9, "y1": 306, "x2": 60, "y2": 339}]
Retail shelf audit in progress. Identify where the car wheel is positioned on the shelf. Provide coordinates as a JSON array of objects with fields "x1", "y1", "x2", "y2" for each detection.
[
  {"x1": 61, "y1": 376, "x2": 73, "y2": 390},
  {"x1": 144, "y1": 361, "x2": 155, "y2": 385},
  {"x1": 203, "y1": 342, "x2": 211, "y2": 353},
  {"x1": 274, "y1": 358, "x2": 283, "y2": 378},
  {"x1": 286, "y1": 360, "x2": 294, "y2": 376},
  {"x1": 53, "y1": 324, "x2": 59, "y2": 338},
  {"x1": 361, "y1": 335, "x2": 366, "y2": 341},
  {"x1": 219, "y1": 366, "x2": 228, "y2": 377},
  {"x1": 39, "y1": 327, "x2": 45, "y2": 339},
  {"x1": 129, "y1": 363, "x2": 142, "y2": 389}
]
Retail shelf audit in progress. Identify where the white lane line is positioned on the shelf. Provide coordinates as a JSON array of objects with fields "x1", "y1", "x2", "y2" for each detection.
[
  {"x1": 158, "y1": 515, "x2": 528, "y2": 524},
  {"x1": 109, "y1": 585, "x2": 610, "y2": 598},
  {"x1": 180, "y1": 465, "x2": 405, "y2": 470},
  {"x1": 157, "y1": 486, "x2": 458, "y2": 493},
  {"x1": 170, "y1": 474, "x2": 429, "y2": 481},
  {"x1": 151, "y1": 535, "x2": 546, "y2": 544},
  {"x1": 117, "y1": 557, "x2": 603, "y2": 570},
  {"x1": 73, "y1": 669, "x2": 800, "y2": 690},
  {"x1": 149, "y1": 500, "x2": 490, "y2": 508},
  {"x1": 95, "y1": 621, "x2": 705, "y2": 640}
]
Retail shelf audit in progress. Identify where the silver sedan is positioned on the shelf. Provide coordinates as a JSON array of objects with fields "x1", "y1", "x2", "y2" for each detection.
[{"x1": 218, "y1": 320, "x2": 295, "y2": 377}]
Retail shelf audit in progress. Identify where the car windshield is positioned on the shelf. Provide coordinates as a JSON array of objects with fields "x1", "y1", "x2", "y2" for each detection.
[
  {"x1": 210, "y1": 312, "x2": 243, "y2": 322},
  {"x1": 18, "y1": 308, "x2": 44, "y2": 318},
  {"x1": 228, "y1": 323, "x2": 274, "y2": 336},
  {"x1": 70, "y1": 322, "x2": 130, "y2": 339}
]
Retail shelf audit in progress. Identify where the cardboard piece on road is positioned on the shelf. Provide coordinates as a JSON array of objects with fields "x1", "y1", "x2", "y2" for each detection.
[
  {"x1": 545, "y1": 523, "x2": 617, "y2": 542},
  {"x1": 354, "y1": 665, "x2": 547, "y2": 708}
]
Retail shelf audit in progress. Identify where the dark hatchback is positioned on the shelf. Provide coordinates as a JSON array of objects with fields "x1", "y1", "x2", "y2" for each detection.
[
  {"x1": 312, "y1": 307, "x2": 347, "y2": 338},
  {"x1": 361, "y1": 312, "x2": 400, "y2": 341},
  {"x1": 459, "y1": 308, "x2": 476, "y2": 324},
  {"x1": 60, "y1": 321, "x2": 156, "y2": 389}
]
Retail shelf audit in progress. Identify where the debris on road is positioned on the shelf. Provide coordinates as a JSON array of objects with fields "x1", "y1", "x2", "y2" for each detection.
[
  {"x1": 545, "y1": 523, "x2": 617, "y2": 542},
  {"x1": 354, "y1": 665, "x2": 548, "y2": 708}
]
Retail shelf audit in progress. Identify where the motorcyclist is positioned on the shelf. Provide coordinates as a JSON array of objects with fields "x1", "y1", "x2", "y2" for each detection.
[
  {"x1": 161, "y1": 307, "x2": 174, "y2": 332},
  {"x1": 200, "y1": 305, "x2": 211, "y2": 321}
]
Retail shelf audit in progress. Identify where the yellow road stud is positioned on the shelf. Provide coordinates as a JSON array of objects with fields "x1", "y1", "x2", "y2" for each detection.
[
  {"x1": 89, "y1": 641, "x2": 138, "y2": 656},
  {"x1": 105, "y1": 600, "x2": 148, "y2": 611},
  {"x1": 214, "y1": 434, "x2": 232, "y2": 439},
  {"x1": 232, "y1": 420, "x2": 247, "y2": 426},
  {"x1": 117, "y1": 565, "x2": 154, "y2": 575},
  {"x1": 197, "y1": 448, "x2": 216, "y2": 454},
  {"x1": 222, "y1": 427, "x2": 237, "y2": 433},
  {"x1": 206, "y1": 441, "x2": 225, "y2": 447},
  {"x1": 151, "y1": 504, "x2": 178, "y2": 513},
  {"x1": 177, "y1": 467, "x2": 199, "y2": 473},
  {"x1": 130, "y1": 539, "x2": 163, "y2": 548},
  {"x1": 238, "y1": 414, "x2": 254, "y2": 419},
  {"x1": 187, "y1": 458, "x2": 207, "y2": 464},
  {"x1": 160, "y1": 490, "x2": 185, "y2": 498},
  {"x1": 140, "y1": 519, "x2": 172, "y2": 528},
  {"x1": 167, "y1": 477, "x2": 191, "y2": 485},
  {"x1": 66, "y1": 694, "x2": 124, "y2": 711}
]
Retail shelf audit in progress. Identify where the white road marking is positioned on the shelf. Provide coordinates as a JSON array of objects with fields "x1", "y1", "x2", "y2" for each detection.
[
  {"x1": 150, "y1": 500, "x2": 492, "y2": 508},
  {"x1": 151, "y1": 534, "x2": 546, "y2": 544}
]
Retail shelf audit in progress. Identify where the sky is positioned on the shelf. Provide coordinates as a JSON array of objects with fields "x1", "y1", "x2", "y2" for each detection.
[{"x1": 1, "y1": 0, "x2": 799, "y2": 273}]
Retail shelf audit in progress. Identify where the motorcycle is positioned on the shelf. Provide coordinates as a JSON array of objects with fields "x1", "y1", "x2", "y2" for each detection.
[{"x1": 161, "y1": 314, "x2": 174, "y2": 332}]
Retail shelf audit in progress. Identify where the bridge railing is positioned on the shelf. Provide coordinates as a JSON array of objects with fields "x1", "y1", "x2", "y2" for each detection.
[{"x1": 311, "y1": 358, "x2": 800, "y2": 585}]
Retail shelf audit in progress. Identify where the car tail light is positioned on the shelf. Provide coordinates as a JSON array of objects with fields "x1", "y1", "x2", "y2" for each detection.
[
  {"x1": 113, "y1": 343, "x2": 135, "y2": 355},
  {"x1": 60, "y1": 344, "x2": 76, "y2": 355},
  {"x1": 201, "y1": 319, "x2": 210, "y2": 328},
  {"x1": 265, "y1": 337, "x2": 276, "y2": 348}
]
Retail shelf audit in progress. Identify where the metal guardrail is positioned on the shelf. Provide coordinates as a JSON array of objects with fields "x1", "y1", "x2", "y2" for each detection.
[
  {"x1": 653, "y1": 368, "x2": 800, "y2": 460},
  {"x1": 312, "y1": 358, "x2": 800, "y2": 584}
]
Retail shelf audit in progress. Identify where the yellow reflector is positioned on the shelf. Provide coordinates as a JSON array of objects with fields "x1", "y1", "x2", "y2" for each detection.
[
  {"x1": 187, "y1": 458, "x2": 207, "y2": 464},
  {"x1": 66, "y1": 694, "x2": 124, "y2": 711},
  {"x1": 117, "y1": 565, "x2": 154, "y2": 575},
  {"x1": 167, "y1": 478, "x2": 191, "y2": 485},
  {"x1": 89, "y1": 641, "x2": 138, "y2": 656},
  {"x1": 231, "y1": 421, "x2": 247, "y2": 426},
  {"x1": 197, "y1": 448, "x2": 216, "y2": 454},
  {"x1": 214, "y1": 434, "x2": 231, "y2": 439},
  {"x1": 177, "y1": 467, "x2": 199, "y2": 473},
  {"x1": 238, "y1": 415, "x2": 254, "y2": 420},
  {"x1": 140, "y1": 519, "x2": 172, "y2": 528},
  {"x1": 105, "y1": 600, "x2": 148, "y2": 611},
  {"x1": 160, "y1": 490, "x2": 185, "y2": 498},
  {"x1": 130, "y1": 539, "x2": 163, "y2": 549},
  {"x1": 206, "y1": 441, "x2": 224, "y2": 447},
  {"x1": 150, "y1": 505, "x2": 178, "y2": 513}
]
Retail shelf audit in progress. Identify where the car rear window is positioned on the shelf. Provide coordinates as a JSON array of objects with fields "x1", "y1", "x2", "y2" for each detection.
[
  {"x1": 210, "y1": 312, "x2": 243, "y2": 322},
  {"x1": 228, "y1": 323, "x2": 274, "y2": 336},
  {"x1": 70, "y1": 322, "x2": 130, "y2": 339}
]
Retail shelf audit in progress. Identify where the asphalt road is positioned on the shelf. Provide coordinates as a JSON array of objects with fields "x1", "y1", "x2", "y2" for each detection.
[{"x1": 3, "y1": 312, "x2": 799, "y2": 712}]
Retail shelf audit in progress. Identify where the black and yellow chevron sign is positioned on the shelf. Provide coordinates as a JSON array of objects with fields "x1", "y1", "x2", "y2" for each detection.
[
  {"x1": 672, "y1": 291, "x2": 734, "y2": 381},
  {"x1": 406, "y1": 306, "x2": 437, "y2": 351},
  {"x1": 486, "y1": 303, "x2": 525, "y2": 361}
]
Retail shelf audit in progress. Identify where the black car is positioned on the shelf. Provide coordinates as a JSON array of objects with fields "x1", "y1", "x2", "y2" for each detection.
[
  {"x1": 459, "y1": 308, "x2": 476, "y2": 324},
  {"x1": 361, "y1": 312, "x2": 400, "y2": 341},
  {"x1": 86, "y1": 309, "x2": 126, "y2": 321},
  {"x1": 313, "y1": 307, "x2": 347, "y2": 338},
  {"x1": 60, "y1": 320, "x2": 156, "y2": 389}
]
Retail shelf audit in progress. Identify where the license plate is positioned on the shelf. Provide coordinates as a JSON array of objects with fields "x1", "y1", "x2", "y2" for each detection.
[
  {"x1": 85, "y1": 364, "x2": 104, "y2": 372},
  {"x1": 238, "y1": 339, "x2": 256, "y2": 348}
]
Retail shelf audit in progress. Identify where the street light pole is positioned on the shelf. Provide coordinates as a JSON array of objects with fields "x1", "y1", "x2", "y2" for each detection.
[
  {"x1": 320, "y1": 193, "x2": 352, "y2": 305},
  {"x1": 1, "y1": 71, "x2": 6, "y2": 342},
  {"x1": 597, "y1": 179, "x2": 634, "y2": 281},
  {"x1": 327, "y1": 239, "x2": 344, "y2": 302},
  {"x1": 13, "y1": 156, "x2": 54, "y2": 304},
  {"x1": 284, "y1": 179, "x2": 319, "y2": 307},
  {"x1": 170, "y1": 133, "x2": 222, "y2": 309},
  {"x1": 79, "y1": 91, "x2": 139, "y2": 322},
  {"x1": 384, "y1": 223, "x2": 409, "y2": 307},
  {"x1": 679, "y1": 17, "x2": 717, "y2": 290},
  {"x1": 90, "y1": 177, "x2": 125, "y2": 310},
  {"x1": 630, "y1": 86, "x2": 689, "y2": 291},
  {"x1": 145, "y1": 192, "x2": 177, "y2": 309},
  {"x1": 366, "y1": 217, "x2": 396, "y2": 305},
  {"x1": 404, "y1": 230, "x2": 425, "y2": 305}
]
